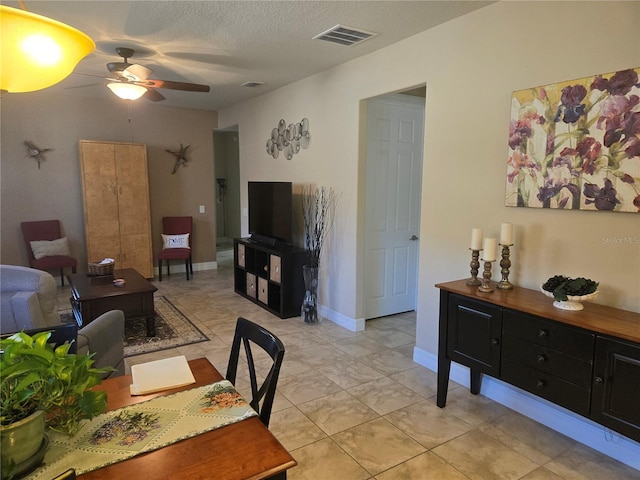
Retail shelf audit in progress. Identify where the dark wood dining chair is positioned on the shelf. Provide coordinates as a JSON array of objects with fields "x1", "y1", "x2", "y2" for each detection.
[
  {"x1": 157, "y1": 216, "x2": 193, "y2": 281},
  {"x1": 21, "y1": 220, "x2": 77, "y2": 286},
  {"x1": 226, "y1": 317, "x2": 285, "y2": 428}
]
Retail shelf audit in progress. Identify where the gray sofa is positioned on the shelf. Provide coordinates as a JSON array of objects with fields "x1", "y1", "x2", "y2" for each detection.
[{"x1": 0, "y1": 264, "x2": 125, "y2": 378}]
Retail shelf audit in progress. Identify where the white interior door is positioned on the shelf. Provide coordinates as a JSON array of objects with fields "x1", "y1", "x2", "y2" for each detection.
[{"x1": 364, "y1": 94, "x2": 424, "y2": 319}]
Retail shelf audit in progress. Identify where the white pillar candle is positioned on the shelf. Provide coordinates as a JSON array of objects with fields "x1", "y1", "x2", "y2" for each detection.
[
  {"x1": 470, "y1": 228, "x2": 483, "y2": 250},
  {"x1": 500, "y1": 223, "x2": 513, "y2": 245},
  {"x1": 482, "y1": 238, "x2": 497, "y2": 261}
]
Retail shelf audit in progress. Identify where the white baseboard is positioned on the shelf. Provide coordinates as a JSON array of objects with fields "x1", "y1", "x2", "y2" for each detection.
[
  {"x1": 413, "y1": 346, "x2": 640, "y2": 471},
  {"x1": 318, "y1": 305, "x2": 365, "y2": 331}
]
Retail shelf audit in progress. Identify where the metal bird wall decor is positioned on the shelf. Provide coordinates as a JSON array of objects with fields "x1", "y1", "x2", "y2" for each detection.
[
  {"x1": 166, "y1": 144, "x2": 190, "y2": 174},
  {"x1": 24, "y1": 141, "x2": 52, "y2": 169}
]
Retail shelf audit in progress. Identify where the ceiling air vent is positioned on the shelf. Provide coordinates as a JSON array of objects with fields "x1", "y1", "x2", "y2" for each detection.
[
  {"x1": 313, "y1": 25, "x2": 377, "y2": 47},
  {"x1": 242, "y1": 81, "x2": 265, "y2": 88}
]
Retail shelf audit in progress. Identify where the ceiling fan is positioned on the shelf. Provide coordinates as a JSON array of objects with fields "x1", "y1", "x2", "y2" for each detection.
[{"x1": 78, "y1": 47, "x2": 210, "y2": 101}]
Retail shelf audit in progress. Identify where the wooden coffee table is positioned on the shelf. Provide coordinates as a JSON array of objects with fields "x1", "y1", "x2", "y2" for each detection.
[{"x1": 67, "y1": 268, "x2": 158, "y2": 336}]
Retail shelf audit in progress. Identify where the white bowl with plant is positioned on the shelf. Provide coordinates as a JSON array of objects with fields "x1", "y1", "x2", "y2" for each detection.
[{"x1": 541, "y1": 275, "x2": 599, "y2": 311}]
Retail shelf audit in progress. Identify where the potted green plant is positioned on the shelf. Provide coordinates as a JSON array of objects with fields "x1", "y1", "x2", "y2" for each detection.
[{"x1": 1, "y1": 330, "x2": 110, "y2": 479}]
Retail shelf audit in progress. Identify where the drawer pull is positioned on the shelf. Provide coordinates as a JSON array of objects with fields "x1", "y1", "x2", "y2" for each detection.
[
  {"x1": 491, "y1": 338, "x2": 499, "y2": 346},
  {"x1": 594, "y1": 376, "x2": 604, "y2": 384},
  {"x1": 536, "y1": 379, "x2": 546, "y2": 389},
  {"x1": 537, "y1": 354, "x2": 546, "y2": 364},
  {"x1": 538, "y1": 329, "x2": 548, "y2": 338}
]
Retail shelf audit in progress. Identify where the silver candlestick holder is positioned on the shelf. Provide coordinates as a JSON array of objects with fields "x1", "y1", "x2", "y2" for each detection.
[
  {"x1": 497, "y1": 243, "x2": 513, "y2": 290},
  {"x1": 466, "y1": 249, "x2": 482, "y2": 286},
  {"x1": 478, "y1": 260, "x2": 494, "y2": 293}
]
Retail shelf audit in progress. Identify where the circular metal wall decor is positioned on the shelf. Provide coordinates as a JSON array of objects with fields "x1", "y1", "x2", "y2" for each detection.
[{"x1": 266, "y1": 118, "x2": 310, "y2": 159}]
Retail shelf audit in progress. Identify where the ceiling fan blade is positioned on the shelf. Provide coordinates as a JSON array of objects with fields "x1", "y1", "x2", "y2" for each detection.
[
  {"x1": 65, "y1": 82, "x2": 105, "y2": 90},
  {"x1": 123, "y1": 64, "x2": 152, "y2": 81},
  {"x1": 144, "y1": 88, "x2": 165, "y2": 102},
  {"x1": 138, "y1": 79, "x2": 210, "y2": 92},
  {"x1": 75, "y1": 72, "x2": 110, "y2": 80}
]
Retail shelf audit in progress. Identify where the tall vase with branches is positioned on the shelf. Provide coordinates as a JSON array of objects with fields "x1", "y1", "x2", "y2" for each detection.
[{"x1": 301, "y1": 185, "x2": 336, "y2": 323}]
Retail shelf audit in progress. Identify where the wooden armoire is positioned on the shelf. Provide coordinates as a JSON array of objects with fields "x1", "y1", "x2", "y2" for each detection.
[{"x1": 79, "y1": 140, "x2": 154, "y2": 278}]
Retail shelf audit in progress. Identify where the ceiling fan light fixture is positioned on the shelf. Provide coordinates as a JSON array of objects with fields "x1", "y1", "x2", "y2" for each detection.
[
  {"x1": 107, "y1": 82, "x2": 147, "y2": 100},
  {"x1": 0, "y1": 5, "x2": 95, "y2": 92}
]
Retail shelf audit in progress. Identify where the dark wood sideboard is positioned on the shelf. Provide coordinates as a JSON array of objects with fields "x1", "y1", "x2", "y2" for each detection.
[{"x1": 436, "y1": 279, "x2": 640, "y2": 443}]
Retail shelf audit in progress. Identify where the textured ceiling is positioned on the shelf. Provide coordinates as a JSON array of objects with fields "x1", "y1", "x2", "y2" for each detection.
[{"x1": 3, "y1": 1, "x2": 493, "y2": 110}]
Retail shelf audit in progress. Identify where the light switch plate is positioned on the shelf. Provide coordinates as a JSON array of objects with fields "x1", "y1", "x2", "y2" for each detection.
[{"x1": 199, "y1": 205, "x2": 205, "y2": 213}]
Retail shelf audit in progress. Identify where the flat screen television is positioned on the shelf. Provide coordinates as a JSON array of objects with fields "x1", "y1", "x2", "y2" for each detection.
[{"x1": 248, "y1": 181, "x2": 293, "y2": 245}]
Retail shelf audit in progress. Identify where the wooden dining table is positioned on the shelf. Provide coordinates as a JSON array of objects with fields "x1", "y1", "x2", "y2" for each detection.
[{"x1": 78, "y1": 357, "x2": 296, "y2": 479}]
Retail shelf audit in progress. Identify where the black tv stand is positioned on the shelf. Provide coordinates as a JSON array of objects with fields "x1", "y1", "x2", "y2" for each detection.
[
  {"x1": 234, "y1": 238, "x2": 307, "y2": 318},
  {"x1": 249, "y1": 233, "x2": 279, "y2": 247}
]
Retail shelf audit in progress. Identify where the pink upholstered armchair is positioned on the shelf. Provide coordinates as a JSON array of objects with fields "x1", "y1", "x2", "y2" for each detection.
[{"x1": 21, "y1": 220, "x2": 77, "y2": 286}]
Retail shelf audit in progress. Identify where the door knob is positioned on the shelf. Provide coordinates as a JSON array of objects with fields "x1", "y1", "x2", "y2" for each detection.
[{"x1": 410, "y1": 235, "x2": 419, "y2": 241}]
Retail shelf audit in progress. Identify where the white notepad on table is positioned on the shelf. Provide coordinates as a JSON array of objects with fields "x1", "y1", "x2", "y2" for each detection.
[{"x1": 130, "y1": 355, "x2": 196, "y2": 395}]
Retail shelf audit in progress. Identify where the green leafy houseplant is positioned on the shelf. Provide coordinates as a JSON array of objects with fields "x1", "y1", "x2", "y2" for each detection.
[{"x1": 0, "y1": 330, "x2": 109, "y2": 435}]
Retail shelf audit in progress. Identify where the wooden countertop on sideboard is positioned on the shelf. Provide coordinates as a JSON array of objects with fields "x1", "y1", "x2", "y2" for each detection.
[{"x1": 436, "y1": 279, "x2": 640, "y2": 344}]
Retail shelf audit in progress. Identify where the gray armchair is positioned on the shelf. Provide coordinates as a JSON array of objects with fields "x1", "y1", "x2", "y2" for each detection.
[{"x1": 0, "y1": 264, "x2": 125, "y2": 378}]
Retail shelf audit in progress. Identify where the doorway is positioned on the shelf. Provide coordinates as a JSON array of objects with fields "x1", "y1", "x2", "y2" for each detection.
[
  {"x1": 213, "y1": 127, "x2": 241, "y2": 266},
  {"x1": 363, "y1": 89, "x2": 425, "y2": 319}
]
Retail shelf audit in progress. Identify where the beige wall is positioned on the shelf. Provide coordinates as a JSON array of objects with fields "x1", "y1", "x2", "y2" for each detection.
[
  {"x1": 216, "y1": 2, "x2": 640, "y2": 463},
  {"x1": 218, "y1": 1, "x2": 639, "y2": 339},
  {"x1": 0, "y1": 91, "x2": 218, "y2": 272}
]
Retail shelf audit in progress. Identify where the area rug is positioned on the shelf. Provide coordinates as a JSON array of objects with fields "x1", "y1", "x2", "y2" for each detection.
[{"x1": 60, "y1": 296, "x2": 209, "y2": 357}]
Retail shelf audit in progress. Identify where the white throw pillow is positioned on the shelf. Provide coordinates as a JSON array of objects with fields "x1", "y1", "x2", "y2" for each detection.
[
  {"x1": 30, "y1": 237, "x2": 70, "y2": 259},
  {"x1": 162, "y1": 233, "x2": 190, "y2": 249}
]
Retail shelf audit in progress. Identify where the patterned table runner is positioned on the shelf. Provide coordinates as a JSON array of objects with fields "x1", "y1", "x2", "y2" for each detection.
[{"x1": 27, "y1": 380, "x2": 257, "y2": 479}]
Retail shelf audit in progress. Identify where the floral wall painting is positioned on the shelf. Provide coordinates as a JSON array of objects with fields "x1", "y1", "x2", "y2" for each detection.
[{"x1": 506, "y1": 68, "x2": 640, "y2": 213}]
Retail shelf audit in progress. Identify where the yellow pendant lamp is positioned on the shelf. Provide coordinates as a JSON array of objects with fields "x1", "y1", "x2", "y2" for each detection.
[{"x1": 0, "y1": 4, "x2": 95, "y2": 92}]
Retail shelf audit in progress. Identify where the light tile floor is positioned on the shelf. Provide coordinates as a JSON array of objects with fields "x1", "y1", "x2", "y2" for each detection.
[{"x1": 56, "y1": 258, "x2": 638, "y2": 479}]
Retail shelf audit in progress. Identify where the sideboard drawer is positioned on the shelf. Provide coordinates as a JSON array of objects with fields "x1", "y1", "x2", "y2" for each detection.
[
  {"x1": 502, "y1": 335, "x2": 593, "y2": 387},
  {"x1": 502, "y1": 357, "x2": 591, "y2": 416},
  {"x1": 504, "y1": 310, "x2": 594, "y2": 360}
]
